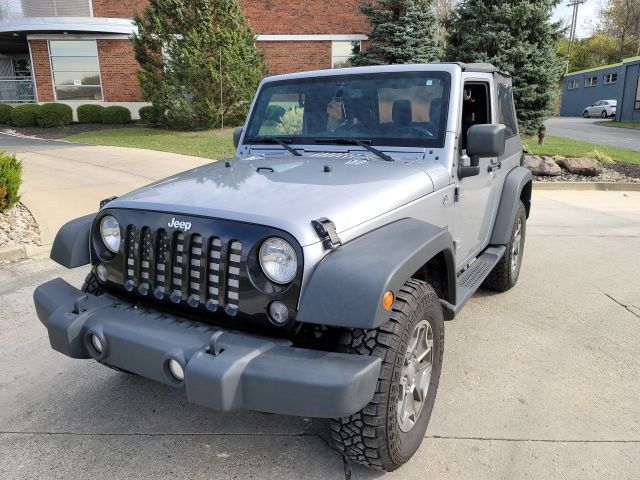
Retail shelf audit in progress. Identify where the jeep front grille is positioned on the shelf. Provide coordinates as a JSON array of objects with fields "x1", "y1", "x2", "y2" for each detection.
[{"x1": 122, "y1": 225, "x2": 242, "y2": 316}]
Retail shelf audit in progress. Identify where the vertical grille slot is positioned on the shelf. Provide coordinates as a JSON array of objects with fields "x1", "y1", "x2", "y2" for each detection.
[
  {"x1": 138, "y1": 227, "x2": 152, "y2": 296},
  {"x1": 187, "y1": 234, "x2": 203, "y2": 308},
  {"x1": 170, "y1": 231, "x2": 185, "y2": 303},
  {"x1": 225, "y1": 241, "x2": 242, "y2": 316},
  {"x1": 153, "y1": 229, "x2": 168, "y2": 299},
  {"x1": 124, "y1": 225, "x2": 137, "y2": 291},
  {"x1": 205, "y1": 237, "x2": 222, "y2": 312}
]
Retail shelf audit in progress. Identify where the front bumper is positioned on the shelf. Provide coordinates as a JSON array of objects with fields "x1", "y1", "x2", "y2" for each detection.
[{"x1": 34, "y1": 278, "x2": 381, "y2": 418}]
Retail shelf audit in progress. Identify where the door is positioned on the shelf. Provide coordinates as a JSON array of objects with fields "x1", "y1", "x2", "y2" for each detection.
[
  {"x1": 588, "y1": 101, "x2": 601, "y2": 116},
  {"x1": 453, "y1": 79, "x2": 500, "y2": 269}
]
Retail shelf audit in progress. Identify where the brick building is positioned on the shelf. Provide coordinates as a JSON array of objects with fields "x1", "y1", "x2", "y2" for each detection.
[{"x1": 0, "y1": 0, "x2": 368, "y2": 118}]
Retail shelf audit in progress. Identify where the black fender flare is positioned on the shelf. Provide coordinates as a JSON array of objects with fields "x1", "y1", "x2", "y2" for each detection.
[
  {"x1": 296, "y1": 218, "x2": 456, "y2": 330},
  {"x1": 490, "y1": 166, "x2": 532, "y2": 245},
  {"x1": 50, "y1": 213, "x2": 96, "y2": 268}
]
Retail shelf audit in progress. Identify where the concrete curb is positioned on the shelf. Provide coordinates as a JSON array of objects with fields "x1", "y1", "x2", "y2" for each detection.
[
  {"x1": 534, "y1": 181, "x2": 640, "y2": 192},
  {"x1": 0, "y1": 244, "x2": 50, "y2": 263}
]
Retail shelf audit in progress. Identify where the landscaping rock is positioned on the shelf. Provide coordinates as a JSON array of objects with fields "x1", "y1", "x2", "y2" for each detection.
[
  {"x1": 0, "y1": 202, "x2": 41, "y2": 250},
  {"x1": 524, "y1": 155, "x2": 561, "y2": 176},
  {"x1": 555, "y1": 157, "x2": 603, "y2": 177}
]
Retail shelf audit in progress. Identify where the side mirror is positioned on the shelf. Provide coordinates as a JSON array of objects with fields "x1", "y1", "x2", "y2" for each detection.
[
  {"x1": 233, "y1": 126, "x2": 243, "y2": 149},
  {"x1": 467, "y1": 124, "x2": 506, "y2": 162},
  {"x1": 459, "y1": 124, "x2": 506, "y2": 179}
]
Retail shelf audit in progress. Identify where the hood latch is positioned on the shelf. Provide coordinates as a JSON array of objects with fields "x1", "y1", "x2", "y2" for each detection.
[{"x1": 312, "y1": 218, "x2": 342, "y2": 250}]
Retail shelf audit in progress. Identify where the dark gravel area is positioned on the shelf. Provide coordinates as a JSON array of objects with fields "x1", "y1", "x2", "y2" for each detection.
[
  {"x1": 3, "y1": 123, "x2": 141, "y2": 139},
  {"x1": 609, "y1": 161, "x2": 640, "y2": 179}
]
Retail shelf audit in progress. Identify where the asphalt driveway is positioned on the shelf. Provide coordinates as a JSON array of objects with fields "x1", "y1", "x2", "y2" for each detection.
[
  {"x1": 0, "y1": 132, "x2": 211, "y2": 244},
  {"x1": 1, "y1": 189, "x2": 639, "y2": 479},
  {"x1": 545, "y1": 117, "x2": 640, "y2": 151}
]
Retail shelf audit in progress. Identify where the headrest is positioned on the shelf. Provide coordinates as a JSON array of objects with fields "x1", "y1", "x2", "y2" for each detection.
[{"x1": 392, "y1": 100, "x2": 412, "y2": 125}]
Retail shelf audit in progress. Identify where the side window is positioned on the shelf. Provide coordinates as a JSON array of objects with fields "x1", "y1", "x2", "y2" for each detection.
[
  {"x1": 461, "y1": 82, "x2": 491, "y2": 150},
  {"x1": 498, "y1": 83, "x2": 518, "y2": 138}
]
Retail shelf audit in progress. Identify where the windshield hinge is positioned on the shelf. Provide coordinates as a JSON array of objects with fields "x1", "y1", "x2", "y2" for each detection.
[{"x1": 311, "y1": 218, "x2": 342, "y2": 250}]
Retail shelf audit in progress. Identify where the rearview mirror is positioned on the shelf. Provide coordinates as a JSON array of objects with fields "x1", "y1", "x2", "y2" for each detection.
[
  {"x1": 233, "y1": 126, "x2": 243, "y2": 149},
  {"x1": 466, "y1": 124, "x2": 506, "y2": 162}
]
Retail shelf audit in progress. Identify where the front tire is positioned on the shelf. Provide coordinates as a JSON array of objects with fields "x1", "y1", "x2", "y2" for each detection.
[
  {"x1": 583, "y1": 110, "x2": 589, "y2": 118},
  {"x1": 330, "y1": 279, "x2": 444, "y2": 471},
  {"x1": 483, "y1": 201, "x2": 527, "y2": 292}
]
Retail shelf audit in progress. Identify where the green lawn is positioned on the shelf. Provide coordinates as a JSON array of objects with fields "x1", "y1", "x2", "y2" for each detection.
[
  {"x1": 597, "y1": 121, "x2": 640, "y2": 130},
  {"x1": 65, "y1": 127, "x2": 236, "y2": 160},
  {"x1": 524, "y1": 135, "x2": 640, "y2": 165}
]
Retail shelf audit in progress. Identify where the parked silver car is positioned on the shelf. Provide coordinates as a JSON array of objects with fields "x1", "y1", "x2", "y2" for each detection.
[
  {"x1": 34, "y1": 63, "x2": 531, "y2": 472},
  {"x1": 583, "y1": 99, "x2": 617, "y2": 118}
]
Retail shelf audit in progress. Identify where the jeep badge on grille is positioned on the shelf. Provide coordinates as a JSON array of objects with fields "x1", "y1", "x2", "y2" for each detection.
[{"x1": 168, "y1": 217, "x2": 192, "y2": 231}]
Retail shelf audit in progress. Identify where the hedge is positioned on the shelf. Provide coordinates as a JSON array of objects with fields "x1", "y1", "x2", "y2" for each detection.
[
  {"x1": 77, "y1": 104, "x2": 104, "y2": 123},
  {"x1": 0, "y1": 151, "x2": 22, "y2": 211},
  {"x1": 102, "y1": 106, "x2": 131, "y2": 124},
  {"x1": 138, "y1": 105, "x2": 163, "y2": 124},
  {"x1": 11, "y1": 104, "x2": 41, "y2": 127},
  {"x1": 0, "y1": 104, "x2": 13, "y2": 124},
  {"x1": 36, "y1": 103, "x2": 73, "y2": 128}
]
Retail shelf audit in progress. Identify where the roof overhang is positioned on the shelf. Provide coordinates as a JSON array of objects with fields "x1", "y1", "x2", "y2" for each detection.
[{"x1": 0, "y1": 17, "x2": 136, "y2": 35}]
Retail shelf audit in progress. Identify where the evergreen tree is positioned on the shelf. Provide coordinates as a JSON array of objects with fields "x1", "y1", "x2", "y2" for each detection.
[
  {"x1": 132, "y1": 0, "x2": 267, "y2": 131},
  {"x1": 351, "y1": 0, "x2": 441, "y2": 66},
  {"x1": 445, "y1": 0, "x2": 564, "y2": 133}
]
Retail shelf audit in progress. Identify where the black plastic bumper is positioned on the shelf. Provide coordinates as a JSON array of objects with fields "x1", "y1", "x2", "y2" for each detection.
[{"x1": 33, "y1": 278, "x2": 381, "y2": 418}]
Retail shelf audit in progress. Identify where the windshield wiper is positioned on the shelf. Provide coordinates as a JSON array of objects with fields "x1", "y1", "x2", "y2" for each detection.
[
  {"x1": 314, "y1": 138, "x2": 394, "y2": 162},
  {"x1": 246, "y1": 136, "x2": 303, "y2": 157}
]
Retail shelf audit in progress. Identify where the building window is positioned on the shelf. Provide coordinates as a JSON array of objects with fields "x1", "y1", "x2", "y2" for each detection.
[
  {"x1": 635, "y1": 77, "x2": 640, "y2": 110},
  {"x1": 604, "y1": 73, "x2": 618, "y2": 84},
  {"x1": 567, "y1": 80, "x2": 579, "y2": 90},
  {"x1": 49, "y1": 40, "x2": 102, "y2": 101},
  {"x1": 585, "y1": 76, "x2": 597, "y2": 87},
  {"x1": 332, "y1": 41, "x2": 361, "y2": 68}
]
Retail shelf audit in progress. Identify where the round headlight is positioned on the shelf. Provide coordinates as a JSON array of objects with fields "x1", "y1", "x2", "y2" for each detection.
[
  {"x1": 100, "y1": 215, "x2": 121, "y2": 253},
  {"x1": 259, "y1": 237, "x2": 297, "y2": 284}
]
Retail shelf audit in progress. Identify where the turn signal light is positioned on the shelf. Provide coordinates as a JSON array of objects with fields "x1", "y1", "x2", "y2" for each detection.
[{"x1": 382, "y1": 291, "x2": 395, "y2": 310}]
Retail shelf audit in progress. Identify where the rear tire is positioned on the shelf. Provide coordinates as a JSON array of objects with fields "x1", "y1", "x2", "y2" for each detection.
[
  {"x1": 483, "y1": 201, "x2": 527, "y2": 292},
  {"x1": 330, "y1": 279, "x2": 444, "y2": 471},
  {"x1": 601, "y1": 110, "x2": 608, "y2": 118}
]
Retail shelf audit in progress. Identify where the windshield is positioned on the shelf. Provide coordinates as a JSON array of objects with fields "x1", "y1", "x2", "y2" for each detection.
[{"x1": 245, "y1": 71, "x2": 451, "y2": 148}]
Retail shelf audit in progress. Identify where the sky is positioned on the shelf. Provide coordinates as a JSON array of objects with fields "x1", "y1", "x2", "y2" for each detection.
[{"x1": 552, "y1": 0, "x2": 601, "y2": 38}]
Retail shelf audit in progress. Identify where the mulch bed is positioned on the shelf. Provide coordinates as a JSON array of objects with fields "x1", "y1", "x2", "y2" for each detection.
[
  {"x1": 3, "y1": 122, "x2": 142, "y2": 139},
  {"x1": 609, "y1": 161, "x2": 640, "y2": 179}
]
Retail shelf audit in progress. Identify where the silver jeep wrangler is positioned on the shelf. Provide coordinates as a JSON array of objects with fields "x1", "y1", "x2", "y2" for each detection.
[{"x1": 34, "y1": 63, "x2": 531, "y2": 471}]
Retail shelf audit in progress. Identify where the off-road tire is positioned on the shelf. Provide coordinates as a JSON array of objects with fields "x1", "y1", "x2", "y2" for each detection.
[
  {"x1": 81, "y1": 272, "x2": 105, "y2": 296},
  {"x1": 483, "y1": 201, "x2": 527, "y2": 292},
  {"x1": 329, "y1": 279, "x2": 444, "y2": 471}
]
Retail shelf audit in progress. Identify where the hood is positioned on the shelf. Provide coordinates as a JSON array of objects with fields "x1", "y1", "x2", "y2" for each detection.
[{"x1": 107, "y1": 153, "x2": 435, "y2": 247}]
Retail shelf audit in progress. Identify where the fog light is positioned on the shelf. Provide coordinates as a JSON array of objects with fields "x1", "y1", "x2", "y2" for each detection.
[
  {"x1": 91, "y1": 334, "x2": 103, "y2": 354},
  {"x1": 96, "y1": 264, "x2": 108, "y2": 282},
  {"x1": 168, "y1": 359, "x2": 184, "y2": 381},
  {"x1": 268, "y1": 301, "x2": 289, "y2": 325}
]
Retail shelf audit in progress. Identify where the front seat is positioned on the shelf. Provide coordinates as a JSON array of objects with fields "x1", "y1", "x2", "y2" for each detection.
[{"x1": 392, "y1": 100, "x2": 412, "y2": 127}]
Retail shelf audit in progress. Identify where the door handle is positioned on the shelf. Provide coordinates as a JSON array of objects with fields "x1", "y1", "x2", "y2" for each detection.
[{"x1": 487, "y1": 161, "x2": 502, "y2": 173}]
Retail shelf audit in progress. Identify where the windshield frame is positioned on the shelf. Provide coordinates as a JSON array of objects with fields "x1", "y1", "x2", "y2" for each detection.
[{"x1": 244, "y1": 71, "x2": 452, "y2": 149}]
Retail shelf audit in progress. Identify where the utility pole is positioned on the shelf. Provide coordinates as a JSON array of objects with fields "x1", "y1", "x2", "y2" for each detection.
[{"x1": 566, "y1": 0, "x2": 585, "y2": 74}]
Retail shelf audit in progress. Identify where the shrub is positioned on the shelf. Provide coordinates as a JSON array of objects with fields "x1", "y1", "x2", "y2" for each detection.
[
  {"x1": 274, "y1": 107, "x2": 304, "y2": 135},
  {"x1": 0, "y1": 104, "x2": 13, "y2": 124},
  {"x1": 11, "y1": 103, "x2": 41, "y2": 127},
  {"x1": 102, "y1": 106, "x2": 131, "y2": 124},
  {"x1": 77, "y1": 104, "x2": 105, "y2": 123},
  {"x1": 0, "y1": 151, "x2": 22, "y2": 211},
  {"x1": 36, "y1": 103, "x2": 73, "y2": 128},
  {"x1": 587, "y1": 148, "x2": 614, "y2": 165},
  {"x1": 138, "y1": 105, "x2": 163, "y2": 124}
]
